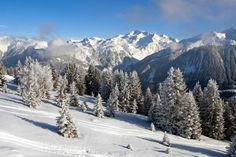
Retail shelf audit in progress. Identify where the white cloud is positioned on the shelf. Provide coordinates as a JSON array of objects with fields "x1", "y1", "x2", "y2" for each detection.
[{"x1": 120, "y1": 0, "x2": 236, "y2": 24}]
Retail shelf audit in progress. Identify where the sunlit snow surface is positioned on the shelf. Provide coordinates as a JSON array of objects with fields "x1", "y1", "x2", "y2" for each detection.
[{"x1": 0, "y1": 87, "x2": 228, "y2": 157}]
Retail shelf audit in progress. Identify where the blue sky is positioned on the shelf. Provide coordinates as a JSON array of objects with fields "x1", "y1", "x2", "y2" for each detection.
[{"x1": 0, "y1": 0, "x2": 236, "y2": 40}]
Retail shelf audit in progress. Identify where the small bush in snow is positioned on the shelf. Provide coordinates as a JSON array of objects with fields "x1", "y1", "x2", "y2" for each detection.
[
  {"x1": 165, "y1": 146, "x2": 171, "y2": 155},
  {"x1": 80, "y1": 101, "x2": 88, "y2": 112},
  {"x1": 127, "y1": 144, "x2": 133, "y2": 151},
  {"x1": 150, "y1": 122, "x2": 155, "y2": 132},
  {"x1": 163, "y1": 132, "x2": 171, "y2": 146}
]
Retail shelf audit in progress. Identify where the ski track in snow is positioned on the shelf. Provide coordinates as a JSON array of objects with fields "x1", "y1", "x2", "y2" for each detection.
[{"x1": 0, "y1": 131, "x2": 109, "y2": 157}]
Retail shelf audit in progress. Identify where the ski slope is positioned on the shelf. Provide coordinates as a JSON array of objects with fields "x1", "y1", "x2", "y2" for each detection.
[{"x1": 0, "y1": 90, "x2": 229, "y2": 157}]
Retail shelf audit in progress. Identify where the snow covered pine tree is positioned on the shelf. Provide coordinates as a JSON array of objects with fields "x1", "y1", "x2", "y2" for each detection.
[
  {"x1": 94, "y1": 94, "x2": 104, "y2": 118},
  {"x1": 57, "y1": 94, "x2": 79, "y2": 138},
  {"x1": 107, "y1": 84, "x2": 119, "y2": 117}
]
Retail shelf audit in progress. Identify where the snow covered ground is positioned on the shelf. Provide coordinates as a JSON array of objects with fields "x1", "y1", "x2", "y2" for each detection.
[{"x1": 0, "y1": 89, "x2": 229, "y2": 157}]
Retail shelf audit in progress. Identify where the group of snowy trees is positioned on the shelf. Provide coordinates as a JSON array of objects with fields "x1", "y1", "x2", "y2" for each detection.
[
  {"x1": 149, "y1": 68, "x2": 202, "y2": 139},
  {"x1": 100, "y1": 70, "x2": 143, "y2": 117},
  {"x1": 147, "y1": 67, "x2": 233, "y2": 141},
  {"x1": 17, "y1": 57, "x2": 53, "y2": 108}
]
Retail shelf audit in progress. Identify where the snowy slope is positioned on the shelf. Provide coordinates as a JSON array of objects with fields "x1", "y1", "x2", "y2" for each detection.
[{"x1": 0, "y1": 89, "x2": 228, "y2": 157}]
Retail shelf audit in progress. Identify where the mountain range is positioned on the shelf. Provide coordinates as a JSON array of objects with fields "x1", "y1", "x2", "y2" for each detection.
[{"x1": 1, "y1": 28, "x2": 236, "y2": 90}]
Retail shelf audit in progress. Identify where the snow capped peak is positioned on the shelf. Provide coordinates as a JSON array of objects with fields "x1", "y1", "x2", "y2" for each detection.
[
  {"x1": 214, "y1": 32, "x2": 226, "y2": 39},
  {"x1": 127, "y1": 30, "x2": 146, "y2": 36},
  {"x1": 180, "y1": 29, "x2": 236, "y2": 51}
]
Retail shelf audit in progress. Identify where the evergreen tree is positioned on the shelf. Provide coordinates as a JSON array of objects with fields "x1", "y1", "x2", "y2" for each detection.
[
  {"x1": 65, "y1": 63, "x2": 76, "y2": 91},
  {"x1": 192, "y1": 81, "x2": 203, "y2": 105},
  {"x1": 2, "y1": 82, "x2": 8, "y2": 93},
  {"x1": 40, "y1": 65, "x2": 53, "y2": 99},
  {"x1": 201, "y1": 79, "x2": 225, "y2": 140},
  {"x1": 107, "y1": 84, "x2": 119, "y2": 117},
  {"x1": 159, "y1": 67, "x2": 187, "y2": 134},
  {"x1": 94, "y1": 94, "x2": 104, "y2": 118},
  {"x1": 131, "y1": 99, "x2": 138, "y2": 114},
  {"x1": 225, "y1": 97, "x2": 236, "y2": 140},
  {"x1": 80, "y1": 101, "x2": 88, "y2": 112},
  {"x1": 14, "y1": 60, "x2": 22, "y2": 85},
  {"x1": 149, "y1": 94, "x2": 167, "y2": 130},
  {"x1": 179, "y1": 92, "x2": 202, "y2": 139},
  {"x1": 0, "y1": 64, "x2": 6, "y2": 88},
  {"x1": 50, "y1": 63, "x2": 60, "y2": 90},
  {"x1": 129, "y1": 71, "x2": 143, "y2": 114},
  {"x1": 56, "y1": 94, "x2": 79, "y2": 138},
  {"x1": 20, "y1": 57, "x2": 41, "y2": 108},
  {"x1": 74, "y1": 66, "x2": 86, "y2": 95},
  {"x1": 144, "y1": 87, "x2": 153, "y2": 115},
  {"x1": 85, "y1": 65, "x2": 101, "y2": 96},
  {"x1": 99, "y1": 70, "x2": 112, "y2": 101},
  {"x1": 192, "y1": 81, "x2": 204, "y2": 119},
  {"x1": 69, "y1": 82, "x2": 79, "y2": 107},
  {"x1": 56, "y1": 77, "x2": 68, "y2": 108},
  {"x1": 119, "y1": 72, "x2": 130, "y2": 112},
  {"x1": 228, "y1": 136, "x2": 236, "y2": 157},
  {"x1": 112, "y1": 70, "x2": 124, "y2": 91}
]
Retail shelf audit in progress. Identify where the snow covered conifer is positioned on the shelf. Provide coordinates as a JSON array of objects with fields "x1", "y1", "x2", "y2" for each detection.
[
  {"x1": 201, "y1": 79, "x2": 225, "y2": 140},
  {"x1": 159, "y1": 67, "x2": 187, "y2": 134},
  {"x1": 40, "y1": 65, "x2": 53, "y2": 99},
  {"x1": 192, "y1": 81, "x2": 203, "y2": 115},
  {"x1": 94, "y1": 94, "x2": 104, "y2": 118},
  {"x1": 148, "y1": 94, "x2": 166, "y2": 130},
  {"x1": 228, "y1": 136, "x2": 236, "y2": 157},
  {"x1": 75, "y1": 67, "x2": 86, "y2": 96},
  {"x1": 57, "y1": 97, "x2": 79, "y2": 138},
  {"x1": 14, "y1": 60, "x2": 22, "y2": 85},
  {"x1": 179, "y1": 92, "x2": 202, "y2": 139},
  {"x1": 0, "y1": 64, "x2": 5, "y2": 88},
  {"x1": 50, "y1": 63, "x2": 60, "y2": 90},
  {"x1": 224, "y1": 97, "x2": 236, "y2": 140},
  {"x1": 20, "y1": 58, "x2": 41, "y2": 108},
  {"x1": 119, "y1": 72, "x2": 130, "y2": 112},
  {"x1": 107, "y1": 84, "x2": 119, "y2": 117},
  {"x1": 85, "y1": 65, "x2": 101, "y2": 96},
  {"x1": 2, "y1": 82, "x2": 8, "y2": 93},
  {"x1": 65, "y1": 63, "x2": 76, "y2": 91},
  {"x1": 99, "y1": 70, "x2": 112, "y2": 101},
  {"x1": 144, "y1": 87, "x2": 153, "y2": 115},
  {"x1": 129, "y1": 71, "x2": 143, "y2": 114},
  {"x1": 131, "y1": 99, "x2": 138, "y2": 114},
  {"x1": 80, "y1": 101, "x2": 88, "y2": 112},
  {"x1": 69, "y1": 82, "x2": 79, "y2": 107},
  {"x1": 192, "y1": 81, "x2": 203, "y2": 104},
  {"x1": 56, "y1": 78, "x2": 68, "y2": 108}
]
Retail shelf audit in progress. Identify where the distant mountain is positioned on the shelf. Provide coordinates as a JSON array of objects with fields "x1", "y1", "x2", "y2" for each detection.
[
  {"x1": 127, "y1": 28, "x2": 236, "y2": 91},
  {"x1": 0, "y1": 31, "x2": 176, "y2": 68}
]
